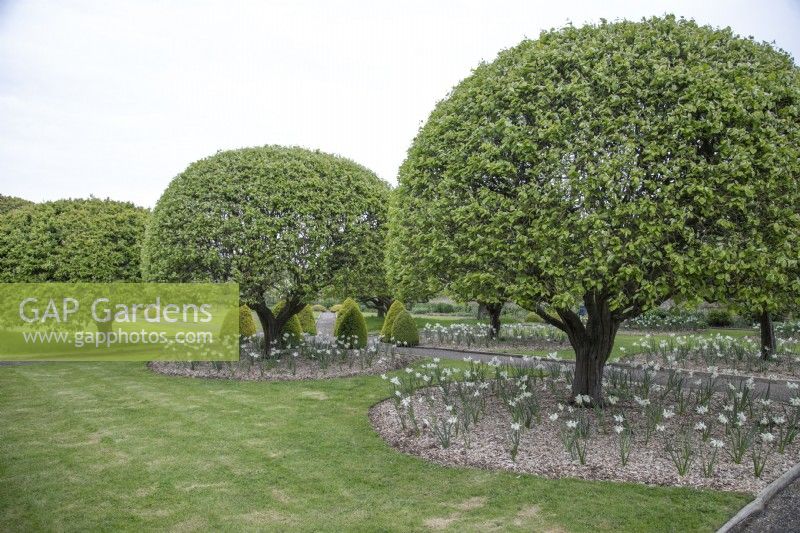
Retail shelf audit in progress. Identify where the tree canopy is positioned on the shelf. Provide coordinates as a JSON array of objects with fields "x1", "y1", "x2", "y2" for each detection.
[
  {"x1": 142, "y1": 145, "x2": 390, "y2": 353},
  {"x1": 0, "y1": 195, "x2": 33, "y2": 215},
  {"x1": 0, "y1": 198, "x2": 149, "y2": 282},
  {"x1": 390, "y1": 16, "x2": 800, "y2": 399}
]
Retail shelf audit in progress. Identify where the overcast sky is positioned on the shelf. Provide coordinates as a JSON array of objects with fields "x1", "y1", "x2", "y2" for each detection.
[{"x1": 1, "y1": 0, "x2": 798, "y2": 208}]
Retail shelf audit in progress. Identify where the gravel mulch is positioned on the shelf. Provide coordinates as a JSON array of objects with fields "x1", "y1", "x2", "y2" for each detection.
[
  {"x1": 149, "y1": 353, "x2": 418, "y2": 382},
  {"x1": 623, "y1": 353, "x2": 800, "y2": 383},
  {"x1": 370, "y1": 385, "x2": 800, "y2": 494}
]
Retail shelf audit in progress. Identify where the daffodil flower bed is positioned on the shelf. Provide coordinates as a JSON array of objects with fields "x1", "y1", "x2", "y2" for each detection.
[
  {"x1": 370, "y1": 357, "x2": 800, "y2": 493},
  {"x1": 150, "y1": 336, "x2": 416, "y2": 381},
  {"x1": 622, "y1": 333, "x2": 800, "y2": 381}
]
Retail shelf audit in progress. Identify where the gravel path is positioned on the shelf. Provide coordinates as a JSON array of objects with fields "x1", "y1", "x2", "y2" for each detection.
[
  {"x1": 733, "y1": 477, "x2": 800, "y2": 532},
  {"x1": 316, "y1": 311, "x2": 336, "y2": 337}
]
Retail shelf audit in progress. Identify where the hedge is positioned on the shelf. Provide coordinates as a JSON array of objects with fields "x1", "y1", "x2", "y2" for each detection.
[
  {"x1": 391, "y1": 310, "x2": 419, "y2": 346},
  {"x1": 335, "y1": 303, "x2": 367, "y2": 349},
  {"x1": 380, "y1": 300, "x2": 406, "y2": 342},
  {"x1": 297, "y1": 304, "x2": 317, "y2": 335}
]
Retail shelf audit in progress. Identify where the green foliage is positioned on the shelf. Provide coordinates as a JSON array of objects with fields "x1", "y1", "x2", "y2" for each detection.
[
  {"x1": 273, "y1": 301, "x2": 303, "y2": 347},
  {"x1": 222, "y1": 305, "x2": 257, "y2": 338},
  {"x1": 330, "y1": 304, "x2": 343, "y2": 313},
  {"x1": 391, "y1": 310, "x2": 419, "y2": 346},
  {"x1": 334, "y1": 298, "x2": 359, "y2": 335},
  {"x1": 380, "y1": 300, "x2": 406, "y2": 341},
  {"x1": 0, "y1": 198, "x2": 149, "y2": 282},
  {"x1": 706, "y1": 309, "x2": 733, "y2": 328},
  {"x1": 238, "y1": 305, "x2": 258, "y2": 337},
  {"x1": 297, "y1": 304, "x2": 317, "y2": 335},
  {"x1": 335, "y1": 303, "x2": 367, "y2": 348},
  {"x1": 141, "y1": 146, "x2": 390, "y2": 336},
  {"x1": 312, "y1": 304, "x2": 327, "y2": 312},
  {"x1": 416, "y1": 302, "x2": 458, "y2": 314},
  {"x1": 0, "y1": 194, "x2": 32, "y2": 215},
  {"x1": 389, "y1": 16, "x2": 800, "y2": 394},
  {"x1": 624, "y1": 308, "x2": 708, "y2": 331},
  {"x1": 525, "y1": 312, "x2": 543, "y2": 323}
]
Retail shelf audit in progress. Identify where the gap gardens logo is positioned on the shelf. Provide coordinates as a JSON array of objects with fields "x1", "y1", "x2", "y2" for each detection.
[{"x1": 0, "y1": 283, "x2": 240, "y2": 361}]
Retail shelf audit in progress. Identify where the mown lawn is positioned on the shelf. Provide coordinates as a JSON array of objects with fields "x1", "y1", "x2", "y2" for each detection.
[
  {"x1": 364, "y1": 313, "x2": 481, "y2": 333},
  {"x1": 0, "y1": 362, "x2": 748, "y2": 531}
]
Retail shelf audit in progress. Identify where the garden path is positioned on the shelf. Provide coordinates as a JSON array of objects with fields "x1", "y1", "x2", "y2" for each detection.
[
  {"x1": 733, "y1": 477, "x2": 800, "y2": 532},
  {"x1": 316, "y1": 311, "x2": 336, "y2": 337}
]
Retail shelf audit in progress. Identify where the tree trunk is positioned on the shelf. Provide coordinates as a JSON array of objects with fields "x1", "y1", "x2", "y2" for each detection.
[
  {"x1": 365, "y1": 296, "x2": 393, "y2": 318},
  {"x1": 759, "y1": 310, "x2": 776, "y2": 360},
  {"x1": 252, "y1": 299, "x2": 303, "y2": 357},
  {"x1": 375, "y1": 296, "x2": 393, "y2": 318},
  {"x1": 570, "y1": 327, "x2": 616, "y2": 401},
  {"x1": 552, "y1": 295, "x2": 619, "y2": 403},
  {"x1": 481, "y1": 302, "x2": 503, "y2": 339},
  {"x1": 253, "y1": 303, "x2": 277, "y2": 357}
]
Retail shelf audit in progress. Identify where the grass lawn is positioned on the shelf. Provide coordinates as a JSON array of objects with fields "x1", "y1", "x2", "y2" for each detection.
[
  {"x1": 364, "y1": 313, "x2": 481, "y2": 333},
  {"x1": 0, "y1": 362, "x2": 748, "y2": 531}
]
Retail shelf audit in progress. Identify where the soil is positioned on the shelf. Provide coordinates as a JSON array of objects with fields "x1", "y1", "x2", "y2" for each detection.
[{"x1": 370, "y1": 385, "x2": 800, "y2": 494}]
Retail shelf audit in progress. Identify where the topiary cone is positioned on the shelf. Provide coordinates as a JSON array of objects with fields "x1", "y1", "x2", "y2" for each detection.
[
  {"x1": 390, "y1": 310, "x2": 419, "y2": 347},
  {"x1": 380, "y1": 300, "x2": 406, "y2": 342}
]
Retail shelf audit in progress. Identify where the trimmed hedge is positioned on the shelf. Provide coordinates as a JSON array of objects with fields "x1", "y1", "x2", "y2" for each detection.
[
  {"x1": 297, "y1": 304, "x2": 317, "y2": 335},
  {"x1": 0, "y1": 194, "x2": 32, "y2": 215},
  {"x1": 525, "y1": 312, "x2": 543, "y2": 323},
  {"x1": 312, "y1": 304, "x2": 327, "y2": 313},
  {"x1": 0, "y1": 198, "x2": 148, "y2": 283},
  {"x1": 334, "y1": 298, "x2": 359, "y2": 335},
  {"x1": 273, "y1": 301, "x2": 303, "y2": 347},
  {"x1": 707, "y1": 309, "x2": 733, "y2": 328},
  {"x1": 239, "y1": 305, "x2": 258, "y2": 336},
  {"x1": 381, "y1": 300, "x2": 406, "y2": 342},
  {"x1": 330, "y1": 304, "x2": 343, "y2": 313},
  {"x1": 335, "y1": 304, "x2": 367, "y2": 348},
  {"x1": 391, "y1": 310, "x2": 419, "y2": 346}
]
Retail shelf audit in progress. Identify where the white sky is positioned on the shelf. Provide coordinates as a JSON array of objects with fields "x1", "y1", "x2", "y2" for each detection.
[{"x1": 1, "y1": 0, "x2": 798, "y2": 208}]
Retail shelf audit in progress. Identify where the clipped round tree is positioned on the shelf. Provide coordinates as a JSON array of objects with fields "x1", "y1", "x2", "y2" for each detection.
[
  {"x1": 0, "y1": 198, "x2": 148, "y2": 283},
  {"x1": 391, "y1": 16, "x2": 800, "y2": 400},
  {"x1": 0, "y1": 194, "x2": 33, "y2": 215},
  {"x1": 380, "y1": 300, "x2": 406, "y2": 341},
  {"x1": 297, "y1": 304, "x2": 317, "y2": 335},
  {"x1": 335, "y1": 304, "x2": 368, "y2": 348},
  {"x1": 391, "y1": 310, "x2": 419, "y2": 347},
  {"x1": 142, "y1": 145, "x2": 390, "y2": 355}
]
